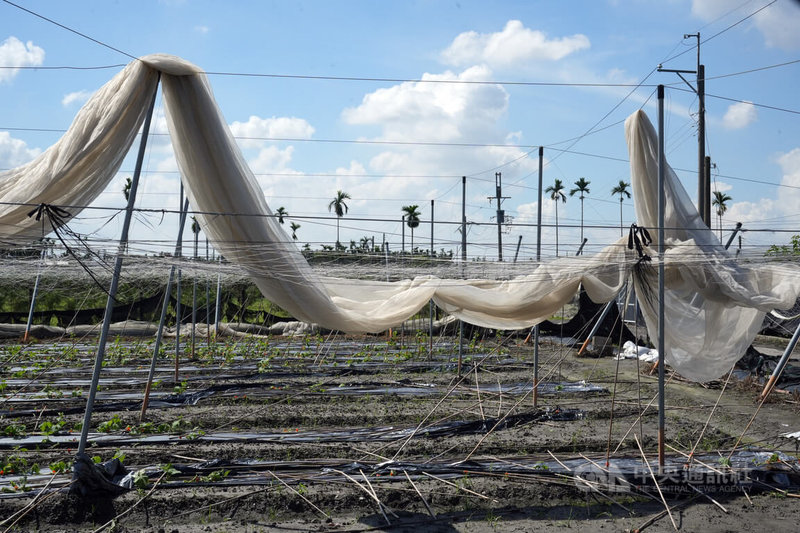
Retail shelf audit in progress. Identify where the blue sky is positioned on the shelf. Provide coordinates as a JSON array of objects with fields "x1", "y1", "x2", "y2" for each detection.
[{"x1": 1, "y1": 0, "x2": 799, "y2": 259}]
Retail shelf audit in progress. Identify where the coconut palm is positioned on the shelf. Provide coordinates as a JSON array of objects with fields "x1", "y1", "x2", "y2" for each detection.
[
  {"x1": 712, "y1": 190, "x2": 732, "y2": 242},
  {"x1": 290, "y1": 222, "x2": 300, "y2": 241},
  {"x1": 327, "y1": 190, "x2": 351, "y2": 245},
  {"x1": 275, "y1": 206, "x2": 288, "y2": 225},
  {"x1": 544, "y1": 179, "x2": 567, "y2": 256},
  {"x1": 402, "y1": 205, "x2": 421, "y2": 253},
  {"x1": 569, "y1": 177, "x2": 591, "y2": 247},
  {"x1": 122, "y1": 176, "x2": 132, "y2": 201},
  {"x1": 611, "y1": 180, "x2": 631, "y2": 236}
]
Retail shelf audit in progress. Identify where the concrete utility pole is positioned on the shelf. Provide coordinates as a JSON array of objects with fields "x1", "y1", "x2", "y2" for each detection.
[
  {"x1": 461, "y1": 176, "x2": 467, "y2": 262},
  {"x1": 489, "y1": 172, "x2": 510, "y2": 261},
  {"x1": 657, "y1": 33, "x2": 709, "y2": 227}
]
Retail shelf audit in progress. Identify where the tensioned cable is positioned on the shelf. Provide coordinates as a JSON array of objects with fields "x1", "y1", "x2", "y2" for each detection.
[
  {"x1": 707, "y1": 58, "x2": 800, "y2": 81},
  {"x1": 1, "y1": 0, "x2": 138, "y2": 61},
  {"x1": 0, "y1": 64, "x2": 127, "y2": 71},
  {"x1": 659, "y1": 0, "x2": 778, "y2": 66}
]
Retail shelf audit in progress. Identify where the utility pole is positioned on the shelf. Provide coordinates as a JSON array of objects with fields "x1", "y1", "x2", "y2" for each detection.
[
  {"x1": 461, "y1": 176, "x2": 467, "y2": 262},
  {"x1": 489, "y1": 172, "x2": 510, "y2": 261},
  {"x1": 657, "y1": 33, "x2": 709, "y2": 227}
]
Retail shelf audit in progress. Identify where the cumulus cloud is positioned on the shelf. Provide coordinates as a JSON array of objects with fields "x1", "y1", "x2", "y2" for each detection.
[
  {"x1": 753, "y1": 0, "x2": 800, "y2": 50},
  {"x1": 194, "y1": 25, "x2": 209, "y2": 34},
  {"x1": 0, "y1": 131, "x2": 41, "y2": 168},
  {"x1": 62, "y1": 90, "x2": 92, "y2": 107},
  {"x1": 725, "y1": 147, "x2": 800, "y2": 243},
  {"x1": 440, "y1": 20, "x2": 589, "y2": 69},
  {"x1": 342, "y1": 65, "x2": 507, "y2": 143},
  {"x1": 0, "y1": 36, "x2": 45, "y2": 83},
  {"x1": 229, "y1": 115, "x2": 315, "y2": 148},
  {"x1": 692, "y1": 0, "x2": 800, "y2": 50},
  {"x1": 722, "y1": 101, "x2": 757, "y2": 130}
]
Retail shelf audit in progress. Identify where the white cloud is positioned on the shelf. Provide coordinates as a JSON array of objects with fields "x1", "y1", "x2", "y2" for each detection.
[
  {"x1": 0, "y1": 36, "x2": 45, "y2": 83},
  {"x1": 690, "y1": 0, "x2": 730, "y2": 20},
  {"x1": 725, "y1": 147, "x2": 800, "y2": 239},
  {"x1": 722, "y1": 101, "x2": 757, "y2": 130},
  {"x1": 342, "y1": 65, "x2": 507, "y2": 143},
  {"x1": 440, "y1": 20, "x2": 589, "y2": 69},
  {"x1": 62, "y1": 90, "x2": 92, "y2": 107},
  {"x1": 194, "y1": 25, "x2": 210, "y2": 34},
  {"x1": 753, "y1": 0, "x2": 800, "y2": 50},
  {"x1": 229, "y1": 115, "x2": 315, "y2": 148},
  {"x1": 711, "y1": 180, "x2": 733, "y2": 193},
  {"x1": 0, "y1": 131, "x2": 41, "y2": 168},
  {"x1": 692, "y1": 0, "x2": 800, "y2": 50}
]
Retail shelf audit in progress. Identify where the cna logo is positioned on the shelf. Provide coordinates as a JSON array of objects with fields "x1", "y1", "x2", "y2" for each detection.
[{"x1": 573, "y1": 462, "x2": 630, "y2": 493}]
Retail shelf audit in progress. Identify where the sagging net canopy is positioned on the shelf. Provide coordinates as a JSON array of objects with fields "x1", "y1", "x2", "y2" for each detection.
[{"x1": 1, "y1": 54, "x2": 799, "y2": 382}]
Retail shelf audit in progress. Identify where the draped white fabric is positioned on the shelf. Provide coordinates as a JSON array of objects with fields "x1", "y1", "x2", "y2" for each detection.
[
  {"x1": 625, "y1": 110, "x2": 800, "y2": 381},
  {"x1": 1, "y1": 55, "x2": 798, "y2": 381}
]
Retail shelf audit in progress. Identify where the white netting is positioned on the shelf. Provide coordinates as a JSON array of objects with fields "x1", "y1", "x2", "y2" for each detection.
[{"x1": 1, "y1": 56, "x2": 799, "y2": 381}]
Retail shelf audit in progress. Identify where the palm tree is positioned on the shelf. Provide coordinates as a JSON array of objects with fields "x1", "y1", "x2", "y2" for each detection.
[
  {"x1": 611, "y1": 180, "x2": 631, "y2": 236},
  {"x1": 544, "y1": 179, "x2": 567, "y2": 256},
  {"x1": 569, "y1": 177, "x2": 591, "y2": 248},
  {"x1": 712, "y1": 191, "x2": 732, "y2": 242},
  {"x1": 327, "y1": 190, "x2": 351, "y2": 245},
  {"x1": 122, "y1": 176, "x2": 132, "y2": 201},
  {"x1": 275, "y1": 206, "x2": 288, "y2": 225},
  {"x1": 290, "y1": 222, "x2": 300, "y2": 241},
  {"x1": 402, "y1": 205, "x2": 421, "y2": 253}
]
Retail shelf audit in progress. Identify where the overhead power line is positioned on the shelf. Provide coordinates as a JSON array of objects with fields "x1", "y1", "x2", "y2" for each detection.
[{"x1": 1, "y1": 0, "x2": 138, "y2": 60}]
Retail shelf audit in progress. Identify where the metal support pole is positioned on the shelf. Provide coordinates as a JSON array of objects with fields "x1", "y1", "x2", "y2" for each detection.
[
  {"x1": 214, "y1": 256, "x2": 222, "y2": 338},
  {"x1": 401, "y1": 215, "x2": 405, "y2": 254},
  {"x1": 77, "y1": 75, "x2": 159, "y2": 455},
  {"x1": 23, "y1": 249, "x2": 45, "y2": 343},
  {"x1": 699, "y1": 64, "x2": 709, "y2": 227},
  {"x1": 205, "y1": 238, "x2": 210, "y2": 345},
  {"x1": 495, "y1": 172, "x2": 504, "y2": 261},
  {"x1": 141, "y1": 193, "x2": 191, "y2": 420},
  {"x1": 724, "y1": 222, "x2": 742, "y2": 250},
  {"x1": 513, "y1": 235, "x2": 522, "y2": 263},
  {"x1": 458, "y1": 320, "x2": 463, "y2": 378},
  {"x1": 576, "y1": 298, "x2": 616, "y2": 356},
  {"x1": 429, "y1": 200, "x2": 434, "y2": 358},
  {"x1": 461, "y1": 176, "x2": 467, "y2": 262},
  {"x1": 534, "y1": 146, "x2": 544, "y2": 407},
  {"x1": 140, "y1": 266, "x2": 175, "y2": 421},
  {"x1": 174, "y1": 195, "x2": 188, "y2": 383},
  {"x1": 191, "y1": 224, "x2": 198, "y2": 358},
  {"x1": 657, "y1": 84, "x2": 666, "y2": 469},
  {"x1": 576, "y1": 237, "x2": 588, "y2": 256},
  {"x1": 760, "y1": 319, "x2": 800, "y2": 400}
]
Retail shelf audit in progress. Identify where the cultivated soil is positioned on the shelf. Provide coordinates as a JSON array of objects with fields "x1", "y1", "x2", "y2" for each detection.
[{"x1": 1, "y1": 329, "x2": 800, "y2": 532}]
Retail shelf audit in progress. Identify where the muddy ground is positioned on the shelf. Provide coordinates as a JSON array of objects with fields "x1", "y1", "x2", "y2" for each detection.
[{"x1": 1, "y1": 331, "x2": 800, "y2": 532}]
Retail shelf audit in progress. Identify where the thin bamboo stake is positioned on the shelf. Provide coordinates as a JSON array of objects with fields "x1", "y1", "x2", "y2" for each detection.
[
  {"x1": 420, "y1": 471, "x2": 495, "y2": 502},
  {"x1": 1, "y1": 473, "x2": 61, "y2": 531},
  {"x1": 332, "y1": 469, "x2": 392, "y2": 525},
  {"x1": 404, "y1": 470, "x2": 436, "y2": 518},
  {"x1": 633, "y1": 434, "x2": 677, "y2": 531},
  {"x1": 267, "y1": 471, "x2": 330, "y2": 519},
  {"x1": 687, "y1": 367, "x2": 734, "y2": 467},
  {"x1": 606, "y1": 282, "x2": 633, "y2": 466},
  {"x1": 91, "y1": 471, "x2": 166, "y2": 533},
  {"x1": 687, "y1": 483, "x2": 728, "y2": 514},
  {"x1": 474, "y1": 363, "x2": 485, "y2": 421}
]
